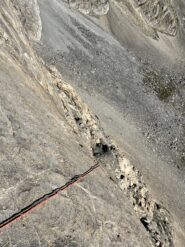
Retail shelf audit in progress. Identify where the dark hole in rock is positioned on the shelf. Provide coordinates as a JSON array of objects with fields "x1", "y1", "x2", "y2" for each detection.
[
  {"x1": 110, "y1": 145, "x2": 116, "y2": 151},
  {"x1": 133, "y1": 183, "x2": 137, "y2": 188},
  {"x1": 140, "y1": 217, "x2": 149, "y2": 229},
  {"x1": 74, "y1": 116, "x2": 83, "y2": 125},
  {"x1": 102, "y1": 144, "x2": 109, "y2": 153},
  {"x1": 155, "y1": 203, "x2": 161, "y2": 210},
  {"x1": 75, "y1": 116, "x2": 80, "y2": 121},
  {"x1": 117, "y1": 234, "x2": 120, "y2": 238},
  {"x1": 92, "y1": 142, "x2": 110, "y2": 156},
  {"x1": 120, "y1": 174, "x2": 125, "y2": 179}
]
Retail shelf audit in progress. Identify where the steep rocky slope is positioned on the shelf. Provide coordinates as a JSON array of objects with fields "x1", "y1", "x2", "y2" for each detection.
[
  {"x1": 0, "y1": 0, "x2": 185, "y2": 247},
  {"x1": 0, "y1": 1, "x2": 154, "y2": 246},
  {"x1": 34, "y1": 0, "x2": 185, "y2": 245}
]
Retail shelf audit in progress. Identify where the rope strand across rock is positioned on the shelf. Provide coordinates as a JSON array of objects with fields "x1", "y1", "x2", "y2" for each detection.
[{"x1": 0, "y1": 163, "x2": 100, "y2": 232}]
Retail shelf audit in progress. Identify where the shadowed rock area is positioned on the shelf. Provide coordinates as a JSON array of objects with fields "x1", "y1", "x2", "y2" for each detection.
[{"x1": 0, "y1": 0, "x2": 185, "y2": 246}]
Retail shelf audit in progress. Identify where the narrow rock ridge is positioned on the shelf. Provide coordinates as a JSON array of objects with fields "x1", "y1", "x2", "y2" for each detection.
[
  {"x1": 115, "y1": 156, "x2": 174, "y2": 247},
  {"x1": 46, "y1": 66, "x2": 175, "y2": 247}
]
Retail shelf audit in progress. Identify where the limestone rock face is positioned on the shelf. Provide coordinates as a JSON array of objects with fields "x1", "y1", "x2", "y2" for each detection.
[
  {"x1": 68, "y1": 0, "x2": 109, "y2": 15},
  {"x1": 0, "y1": 0, "x2": 185, "y2": 247},
  {"x1": 132, "y1": 0, "x2": 179, "y2": 36},
  {"x1": 10, "y1": 0, "x2": 42, "y2": 41}
]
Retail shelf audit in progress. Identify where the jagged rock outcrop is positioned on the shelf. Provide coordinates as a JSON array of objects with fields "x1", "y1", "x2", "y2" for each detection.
[
  {"x1": 68, "y1": 0, "x2": 109, "y2": 15},
  {"x1": 132, "y1": 0, "x2": 179, "y2": 36}
]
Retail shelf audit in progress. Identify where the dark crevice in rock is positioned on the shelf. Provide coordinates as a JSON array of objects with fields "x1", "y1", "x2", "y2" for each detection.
[{"x1": 92, "y1": 141, "x2": 110, "y2": 157}]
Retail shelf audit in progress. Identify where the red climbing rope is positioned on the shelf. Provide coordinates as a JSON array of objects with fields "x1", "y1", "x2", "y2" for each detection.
[{"x1": 0, "y1": 163, "x2": 100, "y2": 232}]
